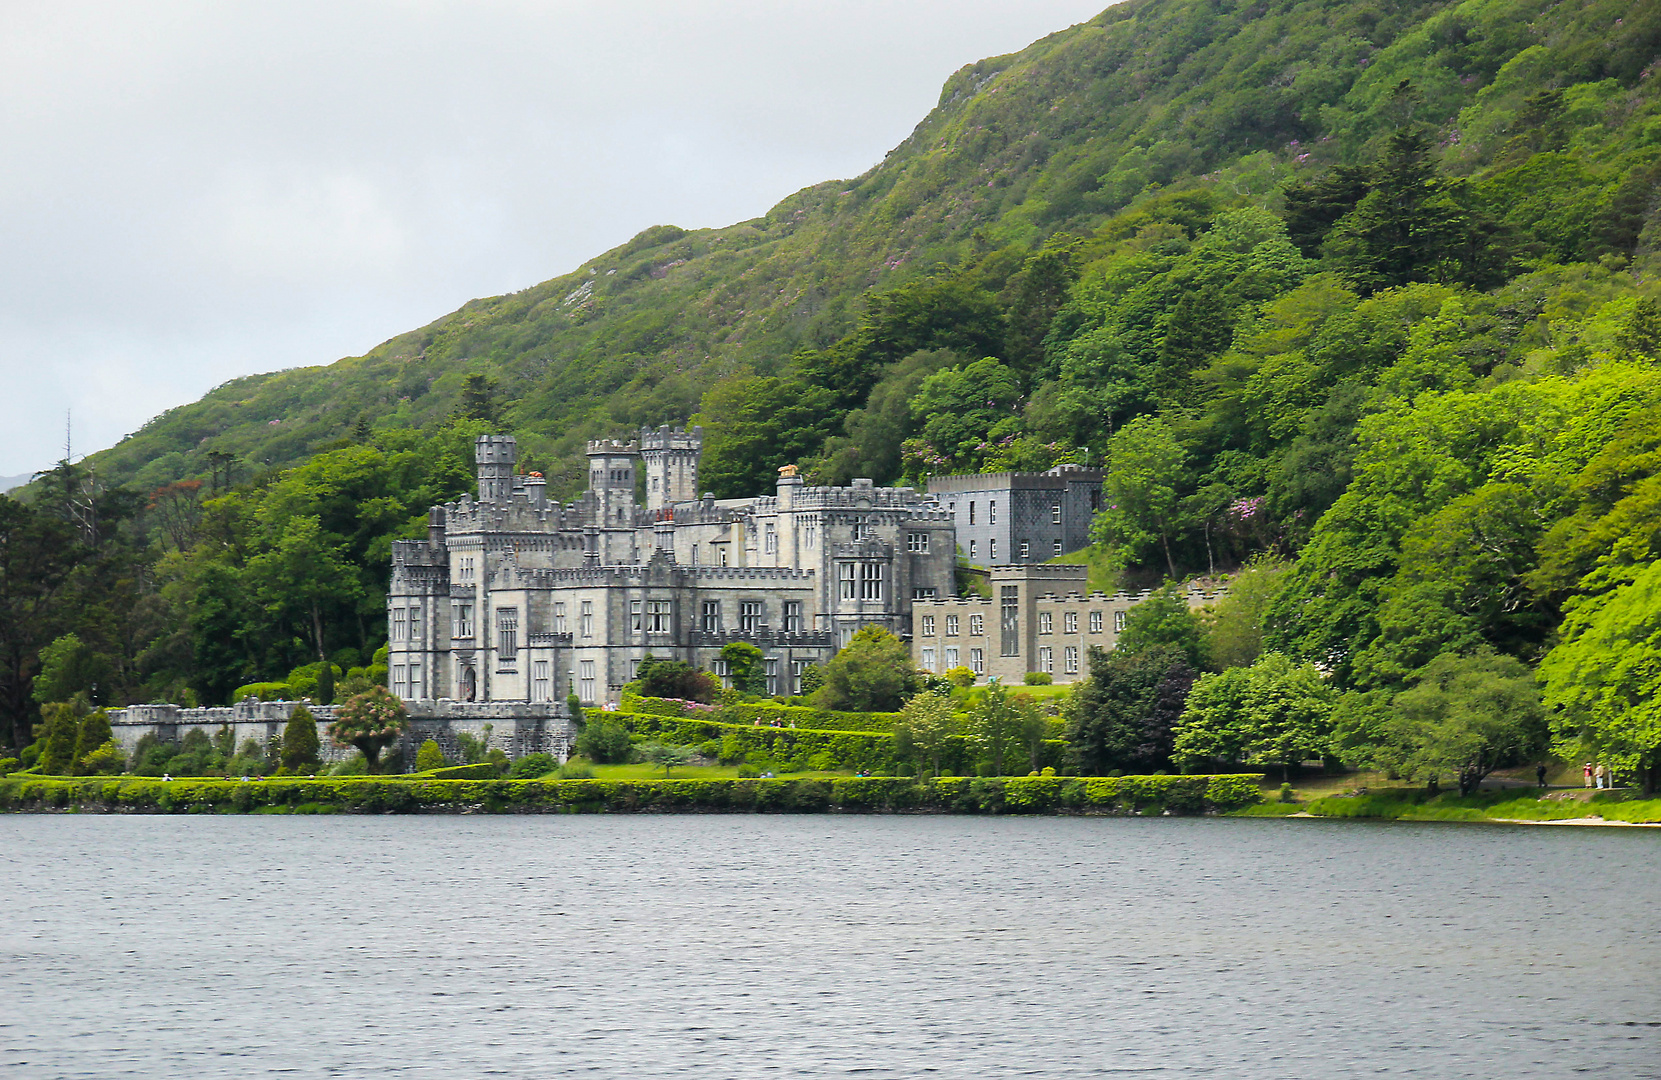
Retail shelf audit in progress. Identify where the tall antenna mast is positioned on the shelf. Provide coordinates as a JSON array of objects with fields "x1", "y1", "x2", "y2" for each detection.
[{"x1": 65, "y1": 409, "x2": 72, "y2": 464}]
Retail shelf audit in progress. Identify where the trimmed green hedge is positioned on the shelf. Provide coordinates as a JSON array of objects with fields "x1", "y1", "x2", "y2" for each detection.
[
  {"x1": 415, "y1": 763, "x2": 502, "y2": 780},
  {"x1": 0, "y1": 774, "x2": 1263, "y2": 815},
  {"x1": 626, "y1": 696, "x2": 901, "y2": 733}
]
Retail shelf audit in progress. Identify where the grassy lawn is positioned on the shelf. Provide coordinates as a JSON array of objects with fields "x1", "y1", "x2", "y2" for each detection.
[{"x1": 1044, "y1": 546, "x2": 1122, "y2": 594}]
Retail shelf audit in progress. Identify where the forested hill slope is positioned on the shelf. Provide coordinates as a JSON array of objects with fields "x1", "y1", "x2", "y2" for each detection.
[{"x1": 88, "y1": 0, "x2": 1660, "y2": 498}]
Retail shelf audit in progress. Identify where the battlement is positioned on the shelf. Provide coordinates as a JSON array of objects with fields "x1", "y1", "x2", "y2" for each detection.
[
  {"x1": 586, "y1": 438, "x2": 640, "y2": 456},
  {"x1": 637, "y1": 424, "x2": 702, "y2": 453}
]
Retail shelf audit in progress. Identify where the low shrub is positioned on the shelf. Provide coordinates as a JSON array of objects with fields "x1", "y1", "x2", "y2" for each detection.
[
  {"x1": 232, "y1": 682, "x2": 291, "y2": 703},
  {"x1": 1023, "y1": 672, "x2": 1053, "y2": 686},
  {"x1": 508, "y1": 753, "x2": 557, "y2": 779}
]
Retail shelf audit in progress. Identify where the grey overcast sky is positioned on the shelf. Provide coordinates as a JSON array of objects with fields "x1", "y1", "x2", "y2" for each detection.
[{"x1": 0, "y1": 0, "x2": 1108, "y2": 477}]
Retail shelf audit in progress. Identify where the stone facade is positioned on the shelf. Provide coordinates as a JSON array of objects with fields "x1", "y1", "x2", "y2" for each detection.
[
  {"x1": 911, "y1": 566, "x2": 1225, "y2": 685},
  {"x1": 388, "y1": 429, "x2": 958, "y2": 706},
  {"x1": 106, "y1": 699, "x2": 571, "y2": 769},
  {"x1": 927, "y1": 464, "x2": 1103, "y2": 567}
]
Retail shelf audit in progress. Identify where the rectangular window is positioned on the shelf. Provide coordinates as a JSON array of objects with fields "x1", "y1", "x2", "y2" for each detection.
[
  {"x1": 853, "y1": 517, "x2": 871, "y2": 541},
  {"x1": 408, "y1": 662, "x2": 422, "y2": 697},
  {"x1": 1064, "y1": 646, "x2": 1079, "y2": 674},
  {"x1": 554, "y1": 602, "x2": 567, "y2": 635},
  {"x1": 783, "y1": 601, "x2": 802, "y2": 633},
  {"x1": 859, "y1": 562, "x2": 884, "y2": 600},
  {"x1": 1065, "y1": 612, "x2": 1078, "y2": 634},
  {"x1": 1090, "y1": 610, "x2": 1103, "y2": 634},
  {"x1": 1000, "y1": 585, "x2": 1019, "y2": 657},
  {"x1": 497, "y1": 608, "x2": 518, "y2": 663},
  {"x1": 764, "y1": 523, "x2": 777, "y2": 554},
  {"x1": 701, "y1": 600, "x2": 721, "y2": 633},
  {"x1": 790, "y1": 660, "x2": 803, "y2": 695},
  {"x1": 945, "y1": 646, "x2": 959, "y2": 669},
  {"x1": 913, "y1": 587, "x2": 937, "y2": 600},
  {"x1": 907, "y1": 532, "x2": 929, "y2": 554},
  {"x1": 691, "y1": 545, "x2": 699, "y2": 565},
  {"x1": 970, "y1": 614, "x2": 984, "y2": 636},
  {"x1": 969, "y1": 540, "x2": 978, "y2": 560},
  {"x1": 922, "y1": 614, "x2": 936, "y2": 636},
  {"x1": 989, "y1": 538, "x2": 997, "y2": 561},
  {"x1": 1020, "y1": 540, "x2": 1030, "y2": 560},
  {"x1": 455, "y1": 604, "x2": 474, "y2": 639},
  {"x1": 740, "y1": 601, "x2": 763, "y2": 634},
  {"x1": 393, "y1": 664, "x2": 406, "y2": 697},
  {"x1": 969, "y1": 647, "x2": 984, "y2": 675},
  {"x1": 1039, "y1": 611, "x2": 1053, "y2": 634},
  {"x1": 1052, "y1": 505, "x2": 1062, "y2": 524},
  {"x1": 713, "y1": 659, "x2": 729, "y2": 682},
  {"x1": 989, "y1": 502, "x2": 997, "y2": 525},
  {"x1": 631, "y1": 600, "x2": 642, "y2": 631},
  {"x1": 581, "y1": 601, "x2": 594, "y2": 638},
  {"x1": 646, "y1": 600, "x2": 672, "y2": 632},
  {"x1": 946, "y1": 614, "x2": 959, "y2": 636},
  {"x1": 969, "y1": 501, "x2": 976, "y2": 525},
  {"x1": 409, "y1": 605, "x2": 422, "y2": 641},
  {"x1": 1053, "y1": 539, "x2": 1063, "y2": 557},
  {"x1": 532, "y1": 660, "x2": 551, "y2": 702},
  {"x1": 1114, "y1": 610, "x2": 1126, "y2": 633},
  {"x1": 839, "y1": 562, "x2": 857, "y2": 600},
  {"x1": 1039, "y1": 645, "x2": 1053, "y2": 673},
  {"x1": 765, "y1": 658, "x2": 779, "y2": 696},
  {"x1": 578, "y1": 659, "x2": 596, "y2": 704},
  {"x1": 392, "y1": 608, "x2": 406, "y2": 642},
  {"x1": 921, "y1": 647, "x2": 937, "y2": 671}
]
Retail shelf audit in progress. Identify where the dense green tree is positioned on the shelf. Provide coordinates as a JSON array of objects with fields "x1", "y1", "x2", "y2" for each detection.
[
  {"x1": 37, "y1": 701, "x2": 83, "y2": 775},
  {"x1": 1539, "y1": 560, "x2": 1661, "y2": 795},
  {"x1": 966, "y1": 682, "x2": 1027, "y2": 776},
  {"x1": 904, "y1": 357, "x2": 1024, "y2": 476},
  {"x1": 694, "y1": 376, "x2": 838, "y2": 499},
  {"x1": 1203, "y1": 558, "x2": 1289, "y2": 669},
  {"x1": 0, "y1": 497, "x2": 80, "y2": 751},
  {"x1": 893, "y1": 690, "x2": 958, "y2": 776},
  {"x1": 1065, "y1": 644, "x2": 1195, "y2": 775},
  {"x1": 1173, "y1": 652, "x2": 1335, "y2": 779},
  {"x1": 281, "y1": 704, "x2": 322, "y2": 772},
  {"x1": 72, "y1": 709, "x2": 113, "y2": 775},
  {"x1": 32, "y1": 633, "x2": 111, "y2": 707},
  {"x1": 635, "y1": 654, "x2": 719, "y2": 703},
  {"x1": 415, "y1": 738, "x2": 446, "y2": 772},
  {"x1": 812, "y1": 627, "x2": 919, "y2": 713},
  {"x1": 1372, "y1": 650, "x2": 1547, "y2": 795},
  {"x1": 574, "y1": 714, "x2": 632, "y2": 764},
  {"x1": 1116, "y1": 583, "x2": 1207, "y2": 670},
  {"x1": 719, "y1": 642, "x2": 768, "y2": 696},
  {"x1": 328, "y1": 687, "x2": 408, "y2": 774},
  {"x1": 1092, "y1": 416, "x2": 1189, "y2": 576}
]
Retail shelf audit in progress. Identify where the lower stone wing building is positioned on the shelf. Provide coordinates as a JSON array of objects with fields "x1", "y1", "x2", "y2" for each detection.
[{"x1": 387, "y1": 430, "x2": 956, "y2": 706}]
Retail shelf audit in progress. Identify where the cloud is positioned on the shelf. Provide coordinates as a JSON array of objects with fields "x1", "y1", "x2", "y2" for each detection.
[{"x1": 0, "y1": 0, "x2": 1106, "y2": 474}]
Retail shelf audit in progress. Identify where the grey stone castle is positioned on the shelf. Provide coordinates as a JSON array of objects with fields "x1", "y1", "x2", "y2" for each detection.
[{"x1": 386, "y1": 429, "x2": 958, "y2": 706}]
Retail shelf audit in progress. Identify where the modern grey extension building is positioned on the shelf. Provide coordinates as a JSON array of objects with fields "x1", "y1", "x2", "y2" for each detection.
[{"x1": 927, "y1": 464, "x2": 1103, "y2": 566}]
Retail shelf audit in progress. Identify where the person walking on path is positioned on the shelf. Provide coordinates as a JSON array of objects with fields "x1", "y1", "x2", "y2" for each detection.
[
  {"x1": 1595, "y1": 763, "x2": 1609, "y2": 790},
  {"x1": 1537, "y1": 763, "x2": 1548, "y2": 788},
  {"x1": 1584, "y1": 762, "x2": 1594, "y2": 788}
]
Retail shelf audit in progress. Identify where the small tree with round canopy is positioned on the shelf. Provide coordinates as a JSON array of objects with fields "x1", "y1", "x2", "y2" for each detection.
[{"x1": 328, "y1": 687, "x2": 409, "y2": 774}]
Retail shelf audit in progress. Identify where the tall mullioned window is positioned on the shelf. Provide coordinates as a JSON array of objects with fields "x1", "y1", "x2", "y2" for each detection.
[
  {"x1": 839, "y1": 562, "x2": 857, "y2": 600},
  {"x1": 970, "y1": 614, "x2": 984, "y2": 636},
  {"x1": 739, "y1": 601, "x2": 763, "y2": 634},
  {"x1": 1090, "y1": 610, "x2": 1103, "y2": 634},
  {"x1": 408, "y1": 605, "x2": 422, "y2": 642},
  {"x1": 701, "y1": 601, "x2": 721, "y2": 633},
  {"x1": 1065, "y1": 612, "x2": 1078, "y2": 635},
  {"x1": 859, "y1": 562, "x2": 883, "y2": 600},
  {"x1": 783, "y1": 601, "x2": 802, "y2": 633},
  {"x1": 1000, "y1": 586, "x2": 1019, "y2": 657},
  {"x1": 496, "y1": 608, "x2": 518, "y2": 664},
  {"x1": 946, "y1": 614, "x2": 959, "y2": 636},
  {"x1": 581, "y1": 601, "x2": 594, "y2": 638},
  {"x1": 455, "y1": 604, "x2": 474, "y2": 639},
  {"x1": 392, "y1": 608, "x2": 406, "y2": 642},
  {"x1": 532, "y1": 661, "x2": 551, "y2": 701},
  {"x1": 579, "y1": 660, "x2": 596, "y2": 703},
  {"x1": 647, "y1": 600, "x2": 672, "y2": 632},
  {"x1": 554, "y1": 603, "x2": 567, "y2": 635}
]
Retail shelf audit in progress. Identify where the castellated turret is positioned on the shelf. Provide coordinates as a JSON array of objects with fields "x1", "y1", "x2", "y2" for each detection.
[
  {"x1": 639, "y1": 425, "x2": 702, "y2": 512},
  {"x1": 586, "y1": 437, "x2": 639, "y2": 526},
  {"x1": 475, "y1": 435, "x2": 516, "y2": 502}
]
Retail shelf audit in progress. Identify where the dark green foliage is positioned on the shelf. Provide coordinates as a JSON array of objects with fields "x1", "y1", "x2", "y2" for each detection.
[
  {"x1": 72, "y1": 710, "x2": 113, "y2": 775},
  {"x1": 508, "y1": 752, "x2": 557, "y2": 779},
  {"x1": 718, "y1": 642, "x2": 768, "y2": 696},
  {"x1": 315, "y1": 660, "x2": 335, "y2": 707},
  {"x1": 37, "y1": 702, "x2": 83, "y2": 775},
  {"x1": 1066, "y1": 644, "x2": 1195, "y2": 775},
  {"x1": 574, "y1": 714, "x2": 632, "y2": 764},
  {"x1": 1115, "y1": 584, "x2": 1206, "y2": 669},
  {"x1": 414, "y1": 739, "x2": 446, "y2": 772},
  {"x1": 634, "y1": 654, "x2": 718, "y2": 703},
  {"x1": 282, "y1": 704, "x2": 321, "y2": 772},
  {"x1": 812, "y1": 627, "x2": 919, "y2": 712}
]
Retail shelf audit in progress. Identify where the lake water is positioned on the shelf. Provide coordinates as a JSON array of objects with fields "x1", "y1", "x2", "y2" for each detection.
[{"x1": 2, "y1": 814, "x2": 1657, "y2": 1078}]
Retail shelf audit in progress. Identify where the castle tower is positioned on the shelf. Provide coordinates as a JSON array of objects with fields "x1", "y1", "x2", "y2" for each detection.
[
  {"x1": 638, "y1": 425, "x2": 702, "y2": 512},
  {"x1": 475, "y1": 435, "x2": 516, "y2": 502},
  {"x1": 585, "y1": 438, "x2": 639, "y2": 526}
]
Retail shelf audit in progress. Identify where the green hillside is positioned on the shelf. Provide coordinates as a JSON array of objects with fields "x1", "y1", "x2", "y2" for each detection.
[
  {"x1": 92, "y1": 0, "x2": 1659, "y2": 498},
  {"x1": 6, "y1": 0, "x2": 1661, "y2": 792}
]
